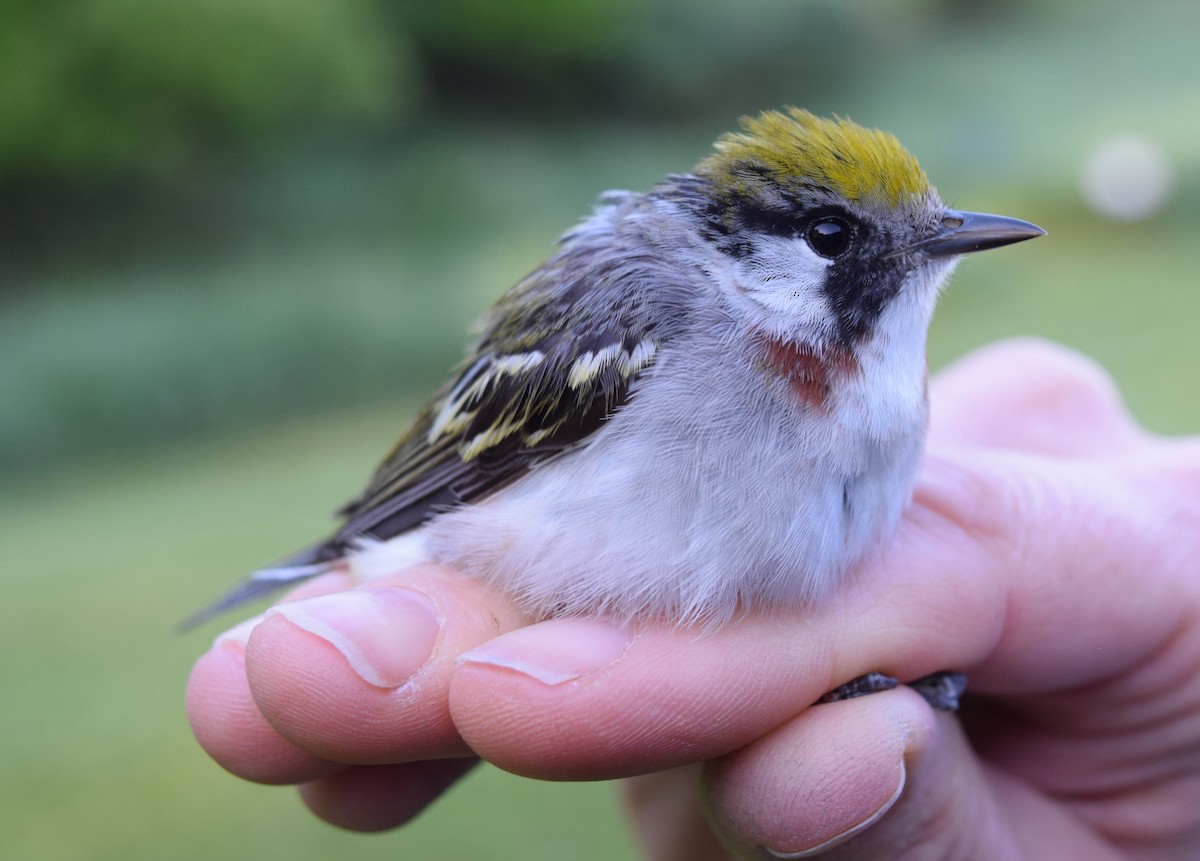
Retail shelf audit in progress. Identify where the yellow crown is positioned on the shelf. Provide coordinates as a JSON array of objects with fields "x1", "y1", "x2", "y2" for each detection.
[{"x1": 699, "y1": 108, "x2": 930, "y2": 207}]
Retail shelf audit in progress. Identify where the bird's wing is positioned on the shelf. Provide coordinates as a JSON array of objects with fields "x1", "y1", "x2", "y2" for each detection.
[
  {"x1": 323, "y1": 242, "x2": 676, "y2": 553},
  {"x1": 179, "y1": 201, "x2": 684, "y2": 630}
]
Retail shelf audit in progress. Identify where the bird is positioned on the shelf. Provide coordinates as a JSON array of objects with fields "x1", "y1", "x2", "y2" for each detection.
[{"x1": 186, "y1": 108, "x2": 1043, "y2": 705}]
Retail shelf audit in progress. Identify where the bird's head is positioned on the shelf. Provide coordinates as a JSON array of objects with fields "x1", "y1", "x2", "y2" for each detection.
[{"x1": 672, "y1": 108, "x2": 1043, "y2": 351}]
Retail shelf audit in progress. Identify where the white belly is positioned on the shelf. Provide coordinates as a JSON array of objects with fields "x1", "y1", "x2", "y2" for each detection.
[{"x1": 353, "y1": 340, "x2": 927, "y2": 626}]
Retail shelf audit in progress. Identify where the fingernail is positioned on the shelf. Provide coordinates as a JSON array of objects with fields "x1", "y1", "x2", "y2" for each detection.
[
  {"x1": 766, "y1": 761, "x2": 906, "y2": 858},
  {"x1": 457, "y1": 618, "x2": 632, "y2": 685},
  {"x1": 266, "y1": 588, "x2": 441, "y2": 688},
  {"x1": 212, "y1": 612, "x2": 267, "y2": 652}
]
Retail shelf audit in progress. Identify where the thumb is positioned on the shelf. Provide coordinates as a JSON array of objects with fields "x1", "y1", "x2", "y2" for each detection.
[
  {"x1": 702, "y1": 689, "x2": 1026, "y2": 860},
  {"x1": 928, "y1": 337, "x2": 1143, "y2": 456}
]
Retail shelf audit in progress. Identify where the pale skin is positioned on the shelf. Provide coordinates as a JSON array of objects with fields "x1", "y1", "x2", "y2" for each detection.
[{"x1": 188, "y1": 338, "x2": 1200, "y2": 859}]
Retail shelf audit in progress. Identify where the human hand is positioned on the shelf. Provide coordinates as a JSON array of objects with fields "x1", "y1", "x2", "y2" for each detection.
[
  {"x1": 186, "y1": 338, "x2": 1200, "y2": 858},
  {"x1": 629, "y1": 338, "x2": 1200, "y2": 859}
]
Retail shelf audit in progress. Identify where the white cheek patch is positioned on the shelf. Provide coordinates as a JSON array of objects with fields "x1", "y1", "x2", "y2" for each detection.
[{"x1": 739, "y1": 236, "x2": 835, "y2": 324}]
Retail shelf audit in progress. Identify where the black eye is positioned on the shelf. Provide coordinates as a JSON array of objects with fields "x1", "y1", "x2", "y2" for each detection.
[{"x1": 806, "y1": 217, "x2": 852, "y2": 258}]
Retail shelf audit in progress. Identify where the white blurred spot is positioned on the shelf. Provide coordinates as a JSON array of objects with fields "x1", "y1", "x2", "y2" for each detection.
[{"x1": 1079, "y1": 135, "x2": 1175, "y2": 221}]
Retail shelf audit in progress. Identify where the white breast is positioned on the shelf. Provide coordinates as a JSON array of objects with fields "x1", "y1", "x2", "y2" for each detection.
[{"x1": 353, "y1": 299, "x2": 930, "y2": 626}]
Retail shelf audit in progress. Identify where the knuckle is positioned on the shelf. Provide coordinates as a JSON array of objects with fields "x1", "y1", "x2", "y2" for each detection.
[{"x1": 990, "y1": 337, "x2": 1126, "y2": 417}]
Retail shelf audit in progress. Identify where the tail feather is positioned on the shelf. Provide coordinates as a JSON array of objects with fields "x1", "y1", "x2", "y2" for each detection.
[{"x1": 179, "y1": 542, "x2": 344, "y2": 632}]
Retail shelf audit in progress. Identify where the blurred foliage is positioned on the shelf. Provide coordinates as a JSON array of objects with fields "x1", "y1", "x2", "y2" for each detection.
[
  {"x1": 0, "y1": 0, "x2": 1021, "y2": 185},
  {"x1": 404, "y1": 0, "x2": 870, "y2": 116},
  {"x1": 0, "y1": 0, "x2": 406, "y2": 179}
]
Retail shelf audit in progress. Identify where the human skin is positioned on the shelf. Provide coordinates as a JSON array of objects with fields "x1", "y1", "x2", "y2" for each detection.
[{"x1": 187, "y1": 339, "x2": 1200, "y2": 859}]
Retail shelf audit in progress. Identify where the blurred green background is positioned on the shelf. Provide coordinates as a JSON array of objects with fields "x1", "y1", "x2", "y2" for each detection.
[{"x1": 3, "y1": 1, "x2": 1198, "y2": 858}]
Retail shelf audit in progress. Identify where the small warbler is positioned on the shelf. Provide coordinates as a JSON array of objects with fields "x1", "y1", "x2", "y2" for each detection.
[{"x1": 189, "y1": 109, "x2": 1043, "y2": 705}]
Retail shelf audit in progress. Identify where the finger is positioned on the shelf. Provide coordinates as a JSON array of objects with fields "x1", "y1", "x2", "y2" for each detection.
[
  {"x1": 449, "y1": 445, "x2": 1189, "y2": 780},
  {"x1": 623, "y1": 766, "x2": 733, "y2": 861},
  {"x1": 186, "y1": 572, "x2": 353, "y2": 784},
  {"x1": 928, "y1": 337, "x2": 1144, "y2": 456},
  {"x1": 447, "y1": 586, "x2": 988, "y2": 782},
  {"x1": 915, "y1": 447, "x2": 1191, "y2": 696},
  {"x1": 186, "y1": 632, "x2": 344, "y2": 785},
  {"x1": 298, "y1": 758, "x2": 479, "y2": 832},
  {"x1": 244, "y1": 565, "x2": 527, "y2": 764},
  {"x1": 706, "y1": 688, "x2": 936, "y2": 858},
  {"x1": 703, "y1": 688, "x2": 1108, "y2": 859}
]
